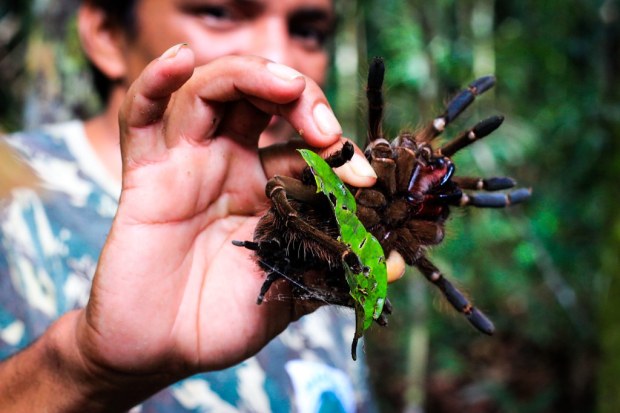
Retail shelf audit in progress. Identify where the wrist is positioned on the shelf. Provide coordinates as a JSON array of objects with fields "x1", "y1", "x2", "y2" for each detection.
[
  {"x1": 0, "y1": 311, "x2": 111, "y2": 412},
  {"x1": 0, "y1": 309, "x2": 174, "y2": 412},
  {"x1": 45, "y1": 310, "x2": 174, "y2": 412}
]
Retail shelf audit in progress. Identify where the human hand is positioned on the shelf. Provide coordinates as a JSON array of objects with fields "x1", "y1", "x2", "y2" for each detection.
[{"x1": 54, "y1": 44, "x2": 377, "y2": 405}]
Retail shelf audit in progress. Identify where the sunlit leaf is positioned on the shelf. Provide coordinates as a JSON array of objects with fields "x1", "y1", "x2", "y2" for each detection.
[{"x1": 299, "y1": 149, "x2": 388, "y2": 359}]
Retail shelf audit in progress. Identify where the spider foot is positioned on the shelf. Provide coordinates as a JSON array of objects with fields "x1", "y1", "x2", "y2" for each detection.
[
  {"x1": 232, "y1": 239, "x2": 288, "y2": 304},
  {"x1": 416, "y1": 255, "x2": 495, "y2": 335},
  {"x1": 465, "y1": 307, "x2": 495, "y2": 335},
  {"x1": 422, "y1": 76, "x2": 496, "y2": 141},
  {"x1": 231, "y1": 240, "x2": 259, "y2": 250},
  {"x1": 257, "y1": 271, "x2": 282, "y2": 304}
]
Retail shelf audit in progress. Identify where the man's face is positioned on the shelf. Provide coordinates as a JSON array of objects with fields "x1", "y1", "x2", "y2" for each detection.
[
  {"x1": 116, "y1": 0, "x2": 335, "y2": 144},
  {"x1": 122, "y1": 0, "x2": 335, "y2": 87}
]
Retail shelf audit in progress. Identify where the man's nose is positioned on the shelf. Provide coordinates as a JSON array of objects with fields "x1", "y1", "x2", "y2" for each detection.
[{"x1": 249, "y1": 17, "x2": 293, "y2": 68}]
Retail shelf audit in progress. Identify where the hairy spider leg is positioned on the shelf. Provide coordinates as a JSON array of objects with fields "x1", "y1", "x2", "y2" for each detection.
[
  {"x1": 439, "y1": 115, "x2": 504, "y2": 157},
  {"x1": 234, "y1": 229, "x2": 393, "y2": 322},
  {"x1": 415, "y1": 255, "x2": 495, "y2": 335},
  {"x1": 419, "y1": 75, "x2": 496, "y2": 143},
  {"x1": 234, "y1": 175, "x2": 362, "y2": 305},
  {"x1": 267, "y1": 176, "x2": 363, "y2": 270},
  {"x1": 452, "y1": 176, "x2": 516, "y2": 191},
  {"x1": 425, "y1": 180, "x2": 531, "y2": 208},
  {"x1": 232, "y1": 239, "x2": 290, "y2": 303},
  {"x1": 425, "y1": 181, "x2": 532, "y2": 208},
  {"x1": 366, "y1": 56, "x2": 386, "y2": 143},
  {"x1": 458, "y1": 187, "x2": 532, "y2": 208},
  {"x1": 431, "y1": 114, "x2": 532, "y2": 207},
  {"x1": 233, "y1": 227, "x2": 365, "y2": 306},
  {"x1": 256, "y1": 257, "x2": 338, "y2": 305}
]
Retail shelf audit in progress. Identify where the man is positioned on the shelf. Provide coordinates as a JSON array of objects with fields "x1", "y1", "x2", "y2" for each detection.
[{"x1": 0, "y1": 0, "x2": 400, "y2": 411}]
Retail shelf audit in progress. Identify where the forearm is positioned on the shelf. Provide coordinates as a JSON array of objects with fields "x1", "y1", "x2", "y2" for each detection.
[{"x1": 0, "y1": 310, "x2": 168, "y2": 412}]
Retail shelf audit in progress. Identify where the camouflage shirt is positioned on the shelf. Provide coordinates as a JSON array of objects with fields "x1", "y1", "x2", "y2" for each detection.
[{"x1": 0, "y1": 121, "x2": 375, "y2": 413}]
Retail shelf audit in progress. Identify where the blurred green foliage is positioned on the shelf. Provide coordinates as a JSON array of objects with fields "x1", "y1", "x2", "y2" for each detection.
[
  {"x1": 0, "y1": 0, "x2": 31, "y2": 132},
  {"x1": 1, "y1": 0, "x2": 618, "y2": 412},
  {"x1": 0, "y1": 0, "x2": 99, "y2": 132},
  {"x1": 351, "y1": 1, "x2": 616, "y2": 412}
]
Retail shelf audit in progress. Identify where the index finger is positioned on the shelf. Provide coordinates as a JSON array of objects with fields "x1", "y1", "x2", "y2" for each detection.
[
  {"x1": 118, "y1": 43, "x2": 195, "y2": 163},
  {"x1": 120, "y1": 43, "x2": 195, "y2": 131},
  {"x1": 167, "y1": 55, "x2": 343, "y2": 149}
]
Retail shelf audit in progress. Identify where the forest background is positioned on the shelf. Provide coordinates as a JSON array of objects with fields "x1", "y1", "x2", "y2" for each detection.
[{"x1": 1, "y1": 0, "x2": 618, "y2": 412}]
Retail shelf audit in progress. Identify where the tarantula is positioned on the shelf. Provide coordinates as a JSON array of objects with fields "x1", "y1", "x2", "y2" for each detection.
[{"x1": 234, "y1": 57, "x2": 530, "y2": 351}]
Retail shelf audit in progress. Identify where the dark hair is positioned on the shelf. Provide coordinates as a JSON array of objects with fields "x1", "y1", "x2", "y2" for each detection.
[
  {"x1": 84, "y1": 0, "x2": 138, "y2": 102},
  {"x1": 86, "y1": 0, "x2": 137, "y2": 31}
]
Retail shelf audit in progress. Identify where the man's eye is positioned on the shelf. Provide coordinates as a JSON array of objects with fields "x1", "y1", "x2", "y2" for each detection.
[
  {"x1": 291, "y1": 26, "x2": 329, "y2": 50},
  {"x1": 195, "y1": 6, "x2": 238, "y2": 28},
  {"x1": 203, "y1": 6, "x2": 230, "y2": 19}
]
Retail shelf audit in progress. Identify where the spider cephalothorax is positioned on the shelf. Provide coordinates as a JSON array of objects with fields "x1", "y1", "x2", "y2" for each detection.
[{"x1": 234, "y1": 57, "x2": 530, "y2": 351}]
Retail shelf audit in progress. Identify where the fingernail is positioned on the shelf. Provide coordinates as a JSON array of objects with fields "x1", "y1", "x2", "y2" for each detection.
[
  {"x1": 313, "y1": 103, "x2": 342, "y2": 136},
  {"x1": 267, "y1": 62, "x2": 304, "y2": 81},
  {"x1": 333, "y1": 152, "x2": 376, "y2": 186},
  {"x1": 159, "y1": 43, "x2": 188, "y2": 60},
  {"x1": 348, "y1": 153, "x2": 377, "y2": 178},
  {"x1": 386, "y1": 250, "x2": 406, "y2": 282}
]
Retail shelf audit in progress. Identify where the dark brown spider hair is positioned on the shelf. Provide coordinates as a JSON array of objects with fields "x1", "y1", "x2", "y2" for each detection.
[{"x1": 81, "y1": 0, "x2": 139, "y2": 102}]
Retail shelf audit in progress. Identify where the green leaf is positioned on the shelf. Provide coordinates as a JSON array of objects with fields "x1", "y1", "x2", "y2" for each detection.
[{"x1": 298, "y1": 149, "x2": 388, "y2": 358}]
